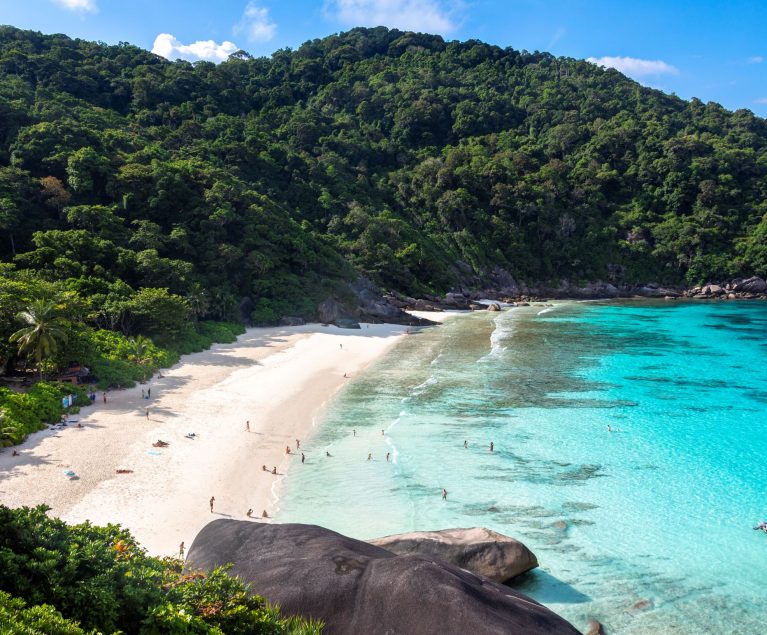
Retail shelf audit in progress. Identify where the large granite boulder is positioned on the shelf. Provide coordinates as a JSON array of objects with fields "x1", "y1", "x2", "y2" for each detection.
[
  {"x1": 733, "y1": 276, "x2": 767, "y2": 294},
  {"x1": 186, "y1": 520, "x2": 578, "y2": 635},
  {"x1": 368, "y1": 527, "x2": 538, "y2": 583}
]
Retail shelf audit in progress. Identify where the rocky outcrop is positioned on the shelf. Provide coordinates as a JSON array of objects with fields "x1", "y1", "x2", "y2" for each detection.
[
  {"x1": 279, "y1": 316, "x2": 305, "y2": 326},
  {"x1": 186, "y1": 520, "x2": 579, "y2": 635},
  {"x1": 733, "y1": 276, "x2": 767, "y2": 294},
  {"x1": 585, "y1": 618, "x2": 605, "y2": 635},
  {"x1": 368, "y1": 527, "x2": 538, "y2": 583}
]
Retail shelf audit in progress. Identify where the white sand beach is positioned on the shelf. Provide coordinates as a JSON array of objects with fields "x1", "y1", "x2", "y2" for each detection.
[{"x1": 0, "y1": 317, "x2": 451, "y2": 556}]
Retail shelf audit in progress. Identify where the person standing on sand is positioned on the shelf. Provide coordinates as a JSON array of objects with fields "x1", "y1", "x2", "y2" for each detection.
[
  {"x1": 102, "y1": 392, "x2": 106, "y2": 404},
  {"x1": 145, "y1": 407, "x2": 149, "y2": 420},
  {"x1": 245, "y1": 420, "x2": 250, "y2": 432},
  {"x1": 489, "y1": 441, "x2": 494, "y2": 452},
  {"x1": 209, "y1": 497, "x2": 215, "y2": 513},
  {"x1": 285, "y1": 445, "x2": 291, "y2": 455},
  {"x1": 147, "y1": 388, "x2": 151, "y2": 398},
  {"x1": 301, "y1": 453, "x2": 305, "y2": 463},
  {"x1": 179, "y1": 542, "x2": 185, "y2": 558},
  {"x1": 272, "y1": 466, "x2": 277, "y2": 474},
  {"x1": 246, "y1": 509, "x2": 253, "y2": 518},
  {"x1": 442, "y1": 488, "x2": 447, "y2": 500},
  {"x1": 296, "y1": 439, "x2": 300, "y2": 449},
  {"x1": 262, "y1": 510, "x2": 268, "y2": 518}
]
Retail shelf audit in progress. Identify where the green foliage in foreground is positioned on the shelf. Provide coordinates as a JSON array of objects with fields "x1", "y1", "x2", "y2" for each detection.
[{"x1": 0, "y1": 505, "x2": 322, "y2": 635}]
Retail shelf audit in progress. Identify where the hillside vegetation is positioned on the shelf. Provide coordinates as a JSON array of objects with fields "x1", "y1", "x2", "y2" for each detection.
[{"x1": 0, "y1": 25, "x2": 766, "y2": 396}]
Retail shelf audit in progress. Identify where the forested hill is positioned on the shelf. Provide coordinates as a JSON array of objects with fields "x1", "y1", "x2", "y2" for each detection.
[{"x1": 2, "y1": 24, "x2": 767, "y2": 326}]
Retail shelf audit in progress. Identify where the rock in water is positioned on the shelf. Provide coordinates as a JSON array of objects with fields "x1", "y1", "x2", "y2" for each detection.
[
  {"x1": 186, "y1": 520, "x2": 579, "y2": 635},
  {"x1": 585, "y1": 618, "x2": 605, "y2": 635},
  {"x1": 368, "y1": 527, "x2": 538, "y2": 582}
]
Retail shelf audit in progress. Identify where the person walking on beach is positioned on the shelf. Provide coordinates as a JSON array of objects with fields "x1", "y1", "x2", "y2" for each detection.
[
  {"x1": 179, "y1": 542, "x2": 185, "y2": 558},
  {"x1": 102, "y1": 392, "x2": 107, "y2": 403},
  {"x1": 489, "y1": 441, "x2": 494, "y2": 452},
  {"x1": 147, "y1": 388, "x2": 151, "y2": 398},
  {"x1": 209, "y1": 497, "x2": 215, "y2": 513},
  {"x1": 245, "y1": 420, "x2": 250, "y2": 432},
  {"x1": 442, "y1": 488, "x2": 447, "y2": 500},
  {"x1": 145, "y1": 407, "x2": 150, "y2": 420},
  {"x1": 301, "y1": 452, "x2": 305, "y2": 463},
  {"x1": 296, "y1": 439, "x2": 300, "y2": 449}
]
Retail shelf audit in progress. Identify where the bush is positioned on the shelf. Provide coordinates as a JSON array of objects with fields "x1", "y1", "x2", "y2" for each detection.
[
  {"x1": 0, "y1": 382, "x2": 90, "y2": 447},
  {"x1": 0, "y1": 591, "x2": 85, "y2": 635},
  {"x1": 0, "y1": 505, "x2": 321, "y2": 634}
]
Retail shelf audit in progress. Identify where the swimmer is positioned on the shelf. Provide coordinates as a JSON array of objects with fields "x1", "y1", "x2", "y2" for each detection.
[
  {"x1": 464, "y1": 440, "x2": 468, "y2": 449},
  {"x1": 489, "y1": 441, "x2": 494, "y2": 452}
]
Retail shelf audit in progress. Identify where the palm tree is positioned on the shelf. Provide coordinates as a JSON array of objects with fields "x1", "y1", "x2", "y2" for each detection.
[
  {"x1": 127, "y1": 335, "x2": 153, "y2": 366},
  {"x1": 9, "y1": 300, "x2": 68, "y2": 379}
]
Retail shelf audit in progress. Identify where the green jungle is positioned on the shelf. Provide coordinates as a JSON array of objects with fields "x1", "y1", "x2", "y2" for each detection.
[{"x1": 1, "y1": 24, "x2": 766, "y2": 443}]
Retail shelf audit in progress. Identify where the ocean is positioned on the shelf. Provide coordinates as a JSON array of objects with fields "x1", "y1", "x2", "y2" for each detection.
[{"x1": 276, "y1": 300, "x2": 767, "y2": 634}]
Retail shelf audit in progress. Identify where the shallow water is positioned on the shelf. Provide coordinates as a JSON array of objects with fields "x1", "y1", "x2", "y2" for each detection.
[{"x1": 276, "y1": 301, "x2": 767, "y2": 634}]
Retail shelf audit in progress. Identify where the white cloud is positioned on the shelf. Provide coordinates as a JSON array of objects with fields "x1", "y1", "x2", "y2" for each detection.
[
  {"x1": 234, "y1": 2, "x2": 277, "y2": 43},
  {"x1": 747, "y1": 56, "x2": 764, "y2": 64},
  {"x1": 326, "y1": 0, "x2": 459, "y2": 34},
  {"x1": 587, "y1": 55, "x2": 679, "y2": 79},
  {"x1": 754, "y1": 97, "x2": 767, "y2": 104},
  {"x1": 151, "y1": 33, "x2": 239, "y2": 63},
  {"x1": 52, "y1": 0, "x2": 97, "y2": 13}
]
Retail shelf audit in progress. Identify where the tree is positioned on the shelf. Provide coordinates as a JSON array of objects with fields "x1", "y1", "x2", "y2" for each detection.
[
  {"x1": 9, "y1": 300, "x2": 69, "y2": 379},
  {"x1": 126, "y1": 335, "x2": 152, "y2": 366}
]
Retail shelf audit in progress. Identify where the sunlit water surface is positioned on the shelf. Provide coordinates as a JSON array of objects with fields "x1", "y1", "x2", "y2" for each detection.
[{"x1": 277, "y1": 301, "x2": 767, "y2": 634}]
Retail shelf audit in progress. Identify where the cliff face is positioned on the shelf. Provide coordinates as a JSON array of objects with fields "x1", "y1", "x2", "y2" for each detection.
[{"x1": 186, "y1": 520, "x2": 580, "y2": 635}]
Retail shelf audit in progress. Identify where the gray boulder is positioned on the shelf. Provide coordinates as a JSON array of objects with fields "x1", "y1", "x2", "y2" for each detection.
[
  {"x1": 369, "y1": 527, "x2": 538, "y2": 583},
  {"x1": 734, "y1": 276, "x2": 767, "y2": 294},
  {"x1": 334, "y1": 318, "x2": 361, "y2": 329},
  {"x1": 186, "y1": 520, "x2": 578, "y2": 635},
  {"x1": 279, "y1": 316, "x2": 305, "y2": 326}
]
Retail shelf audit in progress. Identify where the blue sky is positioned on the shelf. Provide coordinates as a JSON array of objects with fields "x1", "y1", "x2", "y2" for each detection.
[{"x1": 2, "y1": 0, "x2": 766, "y2": 116}]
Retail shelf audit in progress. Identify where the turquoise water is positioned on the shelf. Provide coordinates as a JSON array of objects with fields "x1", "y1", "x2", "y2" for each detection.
[{"x1": 276, "y1": 301, "x2": 767, "y2": 634}]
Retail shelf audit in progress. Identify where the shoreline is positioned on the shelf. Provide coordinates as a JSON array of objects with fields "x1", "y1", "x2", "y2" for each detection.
[{"x1": 0, "y1": 319, "x2": 445, "y2": 556}]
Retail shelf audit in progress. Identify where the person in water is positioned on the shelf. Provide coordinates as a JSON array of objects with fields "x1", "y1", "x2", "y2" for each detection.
[
  {"x1": 489, "y1": 441, "x2": 494, "y2": 452},
  {"x1": 301, "y1": 452, "x2": 305, "y2": 464},
  {"x1": 367, "y1": 453, "x2": 372, "y2": 461},
  {"x1": 442, "y1": 488, "x2": 447, "y2": 500},
  {"x1": 386, "y1": 452, "x2": 390, "y2": 462},
  {"x1": 464, "y1": 440, "x2": 468, "y2": 449}
]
